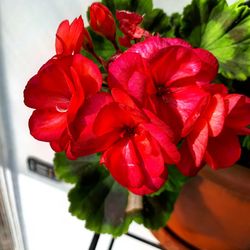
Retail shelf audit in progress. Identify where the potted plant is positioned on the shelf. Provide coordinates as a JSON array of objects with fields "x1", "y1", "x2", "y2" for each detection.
[{"x1": 23, "y1": 0, "x2": 250, "y2": 249}]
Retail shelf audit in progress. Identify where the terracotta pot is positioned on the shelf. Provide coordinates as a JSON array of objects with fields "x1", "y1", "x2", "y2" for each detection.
[{"x1": 152, "y1": 164, "x2": 250, "y2": 250}]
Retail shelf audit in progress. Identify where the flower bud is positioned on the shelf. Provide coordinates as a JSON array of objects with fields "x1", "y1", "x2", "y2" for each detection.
[{"x1": 89, "y1": 3, "x2": 116, "y2": 42}]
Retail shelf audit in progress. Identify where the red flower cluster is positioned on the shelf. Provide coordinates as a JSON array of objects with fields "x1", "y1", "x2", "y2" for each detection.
[{"x1": 24, "y1": 3, "x2": 250, "y2": 195}]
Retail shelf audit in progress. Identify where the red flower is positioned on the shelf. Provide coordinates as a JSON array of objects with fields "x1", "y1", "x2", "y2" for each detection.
[
  {"x1": 177, "y1": 92, "x2": 226, "y2": 175},
  {"x1": 224, "y1": 94, "x2": 250, "y2": 134},
  {"x1": 204, "y1": 94, "x2": 250, "y2": 169},
  {"x1": 90, "y1": 3, "x2": 116, "y2": 42},
  {"x1": 116, "y1": 10, "x2": 150, "y2": 47},
  {"x1": 91, "y1": 89, "x2": 180, "y2": 195},
  {"x1": 24, "y1": 54, "x2": 103, "y2": 158},
  {"x1": 108, "y1": 37, "x2": 214, "y2": 140},
  {"x1": 177, "y1": 93, "x2": 250, "y2": 176},
  {"x1": 55, "y1": 16, "x2": 93, "y2": 56}
]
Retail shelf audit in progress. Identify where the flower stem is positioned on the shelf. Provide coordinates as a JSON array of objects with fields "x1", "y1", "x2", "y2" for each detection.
[
  {"x1": 111, "y1": 39, "x2": 121, "y2": 53},
  {"x1": 125, "y1": 192, "x2": 143, "y2": 213}
]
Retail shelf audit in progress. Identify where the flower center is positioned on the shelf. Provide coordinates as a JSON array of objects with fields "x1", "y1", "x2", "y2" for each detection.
[
  {"x1": 156, "y1": 84, "x2": 170, "y2": 97},
  {"x1": 122, "y1": 126, "x2": 136, "y2": 138}
]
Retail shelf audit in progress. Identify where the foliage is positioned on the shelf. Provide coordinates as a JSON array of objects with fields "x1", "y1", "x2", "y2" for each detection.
[
  {"x1": 179, "y1": 0, "x2": 250, "y2": 81},
  {"x1": 54, "y1": 153, "x2": 187, "y2": 236}
]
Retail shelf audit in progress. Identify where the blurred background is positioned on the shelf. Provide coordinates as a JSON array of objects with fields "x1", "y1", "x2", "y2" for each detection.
[{"x1": 0, "y1": 0, "x2": 235, "y2": 249}]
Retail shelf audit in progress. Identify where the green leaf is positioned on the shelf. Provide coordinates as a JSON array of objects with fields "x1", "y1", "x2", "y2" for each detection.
[
  {"x1": 149, "y1": 165, "x2": 189, "y2": 196},
  {"x1": 56, "y1": 152, "x2": 182, "y2": 236},
  {"x1": 140, "y1": 167, "x2": 189, "y2": 229},
  {"x1": 133, "y1": 0, "x2": 153, "y2": 15},
  {"x1": 168, "y1": 13, "x2": 182, "y2": 37},
  {"x1": 69, "y1": 168, "x2": 179, "y2": 236},
  {"x1": 101, "y1": 0, "x2": 153, "y2": 15},
  {"x1": 142, "y1": 9, "x2": 171, "y2": 35},
  {"x1": 68, "y1": 166, "x2": 136, "y2": 236},
  {"x1": 55, "y1": 153, "x2": 185, "y2": 236},
  {"x1": 88, "y1": 29, "x2": 116, "y2": 60},
  {"x1": 101, "y1": 0, "x2": 116, "y2": 14},
  {"x1": 180, "y1": 0, "x2": 250, "y2": 81},
  {"x1": 143, "y1": 10, "x2": 182, "y2": 37},
  {"x1": 164, "y1": 166, "x2": 189, "y2": 193},
  {"x1": 243, "y1": 135, "x2": 250, "y2": 150},
  {"x1": 54, "y1": 152, "x2": 100, "y2": 184},
  {"x1": 141, "y1": 190, "x2": 178, "y2": 229}
]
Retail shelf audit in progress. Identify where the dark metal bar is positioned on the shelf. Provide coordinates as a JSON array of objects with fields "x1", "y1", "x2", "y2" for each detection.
[
  {"x1": 108, "y1": 238, "x2": 115, "y2": 250},
  {"x1": 126, "y1": 232, "x2": 163, "y2": 249},
  {"x1": 88, "y1": 233, "x2": 100, "y2": 250}
]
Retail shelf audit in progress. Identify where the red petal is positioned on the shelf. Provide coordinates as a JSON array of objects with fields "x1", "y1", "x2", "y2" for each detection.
[
  {"x1": 102, "y1": 139, "x2": 144, "y2": 188},
  {"x1": 29, "y1": 108, "x2": 67, "y2": 141},
  {"x1": 149, "y1": 85, "x2": 208, "y2": 138},
  {"x1": 177, "y1": 140, "x2": 202, "y2": 176},
  {"x1": 205, "y1": 94, "x2": 226, "y2": 137},
  {"x1": 71, "y1": 54, "x2": 102, "y2": 96},
  {"x1": 130, "y1": 134, "x2": 168, "y2": 195},
  {"x1": 143, "y1": 109, "x2": 175, "y2": 140},
  {"x1": 94, "y1": 102, "x2": 144, "y2": 136},
  {"x1": 94, "y1": 103, "x2": 132, "y2": 135},
  {"x1": 55, "y1": 16, "x2": 84, "y2": 55},
  {"x1": 171, "y1": 85, "x2": 209, "y2": 136},
  {"x1": 142, "y1": 109, "x2": 180, "y2": 164},
  {"x1": 50, "y1": 130, "x2": 69, "y2": 152},
  {"x1": 128, "y1": 36, "x2": 191, "y2": 60},
  {"x1": 56, "y1": 20, "x2": 70, "y2": 55},
  {"x1": 71, "y1": 132, "x2": 118, "y2": 158},
  {"x1": 67, "y1": 66, "x2": 85, "y2": 138},
  {"x1": 202, "y1": 83, "x2": 228, "y2": 95},
  {"x1": 187, "y1": 119, "x2": 208, "y2": 167},
  {"x1": 128, "y1": 174, "x2": 167, "y2": 195},
  {"x1": 111, "y1": 89, "x2": 148, "y2": 123},
  {"x1": 205, "y1": 129, "x2": 241, "y2": 169},
  {"x1": 194, "y1": 48, "x2": 218, "y2": 83},
  {"x1": 164, "y1": 38, "x2": 192, "y2": 48},
  {"x1": 133, "y1": 133, "x2": 165, "y2": 177},
  {"x1": 225, "y1": 94, "x2": 250, "y2": 134},
  {"x1": 111, "y1": 88, "x2": 137, "y2": 109},
  {"x1": 24, "y1": 57, "x2": 72, "y2": 109},
  {"x1": 50, "y1": 131, "x2": 83, "y2": 160},
  {"x1": 147, "y1": 95, "x2": 183, "y2": 141},
  {"x1": 108, "y1": 52, "x2": 151, "y2": 103},
  {"x1": 70, "y1": 93, "x2": 114, "y2": 157},
  {"x1": 102, "y1": 135, "x2": 167, "y2": 195},
  {"x1": 143, "y1": 124, "x2": 180, "y2": 164},
  {"x1": 150, "y1": 46, "x2": 202, "y2": 86}
]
